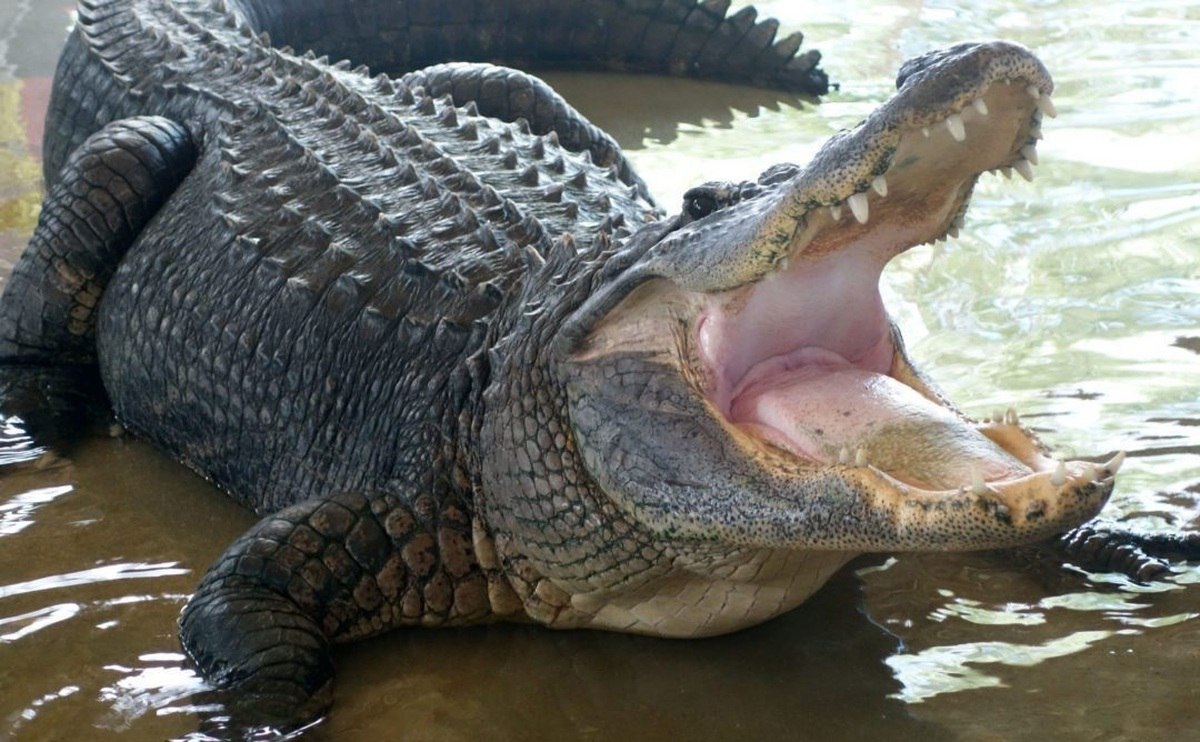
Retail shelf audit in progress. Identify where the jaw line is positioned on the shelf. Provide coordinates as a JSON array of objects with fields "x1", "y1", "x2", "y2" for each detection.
[{"x1": 689, "y1": 79, "x2": 1055, "y2": 494}]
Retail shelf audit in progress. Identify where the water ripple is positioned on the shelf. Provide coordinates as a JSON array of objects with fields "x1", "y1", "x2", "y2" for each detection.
[
  {"x1": 0, "y1": 484, "x2": 72, "y2": 537},
  {"x1": 0, "y1": 602, "x2": 80, "y2": 642},
  {"x1": 0, "y1": 415, "x2": 47, "y2": 468},
  {"x1": 0, "y1": 562, "x2": 190, "y2": 600},
  {"x1": 886, "y1": 629, "x2": 1129, "y2": 703}
]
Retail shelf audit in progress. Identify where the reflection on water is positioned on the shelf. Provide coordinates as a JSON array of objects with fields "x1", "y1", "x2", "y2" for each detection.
[{"x1": 1, "y1": 0, "x2": 1199, "y2": 739}]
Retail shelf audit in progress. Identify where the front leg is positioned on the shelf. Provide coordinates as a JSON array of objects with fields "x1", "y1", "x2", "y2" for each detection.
[{"x1": 180, "y1": 489, "x2": 500, "y2": 726}]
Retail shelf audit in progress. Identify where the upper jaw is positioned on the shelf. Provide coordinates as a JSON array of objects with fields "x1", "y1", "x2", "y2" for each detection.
[
  {"x1": 687, "y1": 40, "x2": 1056, "y2": 442},
  {"x1": 555, "y1": 41, "x2": 1054, "y2": 365}
]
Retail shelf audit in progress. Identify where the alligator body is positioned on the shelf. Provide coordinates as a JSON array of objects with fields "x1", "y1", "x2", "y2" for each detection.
[{"x1": 0, "y1": 0, "x2": 1124, "y2": 728}]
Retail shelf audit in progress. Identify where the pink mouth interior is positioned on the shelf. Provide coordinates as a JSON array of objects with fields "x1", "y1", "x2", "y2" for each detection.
[{"x1": 697, "y1": 244, "x2": 1029, "y2": 491}]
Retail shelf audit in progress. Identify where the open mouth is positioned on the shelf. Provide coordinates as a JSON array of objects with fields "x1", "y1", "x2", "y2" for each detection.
[
  {"x1": 560, "y1": 43, "x2": 1119, "y2": 550},
  {"x1": 692, "y1": 76, "x2": 1125, "y2": 506}
]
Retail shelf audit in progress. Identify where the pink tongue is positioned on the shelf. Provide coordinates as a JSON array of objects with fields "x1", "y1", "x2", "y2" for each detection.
[{"x1": 729, "y1": 366, "x2": 1028, "y2": 490}]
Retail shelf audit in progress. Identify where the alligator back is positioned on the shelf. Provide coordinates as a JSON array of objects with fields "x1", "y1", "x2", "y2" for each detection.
[{"x1": 47, "y1": 0, "x2": 700, "y2": 511}]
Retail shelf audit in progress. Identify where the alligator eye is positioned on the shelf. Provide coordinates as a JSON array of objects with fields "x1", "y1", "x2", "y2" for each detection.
[{"x1": 685, "y1": 193, "x2": 719, "y2": 221}]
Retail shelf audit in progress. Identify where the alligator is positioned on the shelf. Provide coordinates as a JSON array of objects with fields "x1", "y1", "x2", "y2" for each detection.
[{"x1": 0, "y1": 0, "x2": 1191, "y2": 730}]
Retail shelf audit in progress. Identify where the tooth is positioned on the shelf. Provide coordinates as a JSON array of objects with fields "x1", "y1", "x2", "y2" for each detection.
[
  {"x1": 1105, "y1": 451, "x2": 1127, "y2": 475},
  {"x1": 839, "y1": 447, "x2": 851, "y2": 465},
  {"x1": 1031, "y1": 125, "x2": 1043, "y2": 140},
  {"x1": 1000, "y1": 167, "x2": 1013, "y2": 179},
  {"x1": 952, "y1": 214, "x2": 966, "y2": 229},
  {"x1": 947, "y1": 224, "x2": 960, "y2": 239},
  {"x1": 1026, "y1": 84, "x2": 1041, "y2": 100},
  {"x1": 776, "y1": 257, "x2": 790, "y2": 272},
  {"x1": 848, "y1": 192, "x2": 869, "y2": 224},
  {"x1": 829, "y1": 203, "x2": 842, "y2": 221},
  {"x1": 973, "y1": 98, "x2": 989, "y2": 115},
  {"x1": 971, "y1": 468, "x2": 987, "y2": 495},
  {"x1": 855, "y1": 447, "x2": 868, "y2": 467},
  {"x1": 1004, "y1": 407, "x2": 1019, "y2": 425},
  {"x1": 1086, "y1": 464, "x2": 1099, "y2": 482},
  {"x1": 922, "y1": 127, "x2": 930, "y2": 138},
  {"x1": 1037, "y1": 95, "x2": 1058, "y2": 118},
  {"x1": 1014, "y1": 159, "x2": 1035, "y2": 182},
  {"x1": 871, "y1": 175, "x2": 888, "y2": 197},
  {"x1": 991, "y1": 409, "x2": 1004, "y2": 423},
  {"x1": 1051, "y1": 459, "x2": 1067, "y2": 487},
  {"x1": 1020, "y1": 145, "x2": 1039, "y2": 165},
  {"x1": 945, "y1": 114, "x2": 966, "y2": 142}
]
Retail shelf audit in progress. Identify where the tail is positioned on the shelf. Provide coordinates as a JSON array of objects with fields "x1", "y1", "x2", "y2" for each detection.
[
  {"x1": 230, "y1": 0, "x2": 828, "y2": 94},
  {"x1": 42, "y1": 1, "x2": 826, "y2": 183}
]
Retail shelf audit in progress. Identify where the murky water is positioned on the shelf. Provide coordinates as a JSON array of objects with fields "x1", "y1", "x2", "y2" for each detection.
[{"x1": 1, "y1": 1, "x2": 1198, "y2": 739}]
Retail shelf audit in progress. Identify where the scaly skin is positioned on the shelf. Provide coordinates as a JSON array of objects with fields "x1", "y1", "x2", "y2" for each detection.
[{"x1": 0, "y1": 0, "x2": 1140, "y2": 729}]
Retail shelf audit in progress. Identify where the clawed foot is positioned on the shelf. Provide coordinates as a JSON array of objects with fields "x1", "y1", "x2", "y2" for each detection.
[{"x1": 1054, "y1": 522, "x2": 1200, "y2": 582}]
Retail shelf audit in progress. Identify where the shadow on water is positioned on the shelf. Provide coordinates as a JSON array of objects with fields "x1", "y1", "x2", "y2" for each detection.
[
  {"x1": 322, "y1": 563, "x2": 952, "y2": 741},
  {"x1": 0, "y1": 366, "x2": 111, "y2": 468},
  {"x1": 541, "y1": 72, "x2": 816, "y2": 150}
]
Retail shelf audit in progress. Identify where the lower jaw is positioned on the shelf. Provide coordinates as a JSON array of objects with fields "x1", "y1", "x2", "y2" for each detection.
[{"x1": 726, "y1": 364, "x2": 1033, "y2": 492}]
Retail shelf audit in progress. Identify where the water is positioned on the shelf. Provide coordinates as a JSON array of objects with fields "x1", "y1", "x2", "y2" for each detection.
[{"x1": 1, "y1": 1, "x2": 1198, "y2": 739}]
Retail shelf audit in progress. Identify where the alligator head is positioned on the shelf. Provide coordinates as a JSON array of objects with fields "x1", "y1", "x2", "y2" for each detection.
[{"x1": 481, "y1": 41, "x2": 1118, "y2": 637}]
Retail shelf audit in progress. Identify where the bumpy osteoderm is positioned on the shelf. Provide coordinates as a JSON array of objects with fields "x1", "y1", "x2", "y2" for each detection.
[{"x1": 0, "y1": 0, "x2": 1122, "y2": 726}]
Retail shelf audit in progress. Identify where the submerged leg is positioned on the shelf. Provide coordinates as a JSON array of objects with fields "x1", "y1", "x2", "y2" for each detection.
[
  {"x1": 399, "y1": 62, "x2": 652, "y2": 202},
  {"x1": 0, "y1": 116, "x2": 196, "y2": 364},
  {"x1": 1054, "y1": 523, "x2": 1200, "y2": 582},
  {"x1": 179, "y1": 489, "x2": 497, "y2": 726}
]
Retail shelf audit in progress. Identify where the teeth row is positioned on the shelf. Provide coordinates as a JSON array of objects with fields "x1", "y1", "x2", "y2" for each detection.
[
  {"x1": 994, "y1": 151, "x2": 1037, "y2": 182},
  {"x1": 847, "y1": 192, "x2": 869, "y2": 223},
  {"x1": 829, "y1": 181, "x2": 881, "y2": 225},
  {"x1": 1026, "y1": 84, "x2": 1058, "y2": 117},
  {"x1": 837, "y1": 447, "x2": 870, "y2": 467},
  {"x1": 1051, "y1": 459, "x2": 1067, "y2": 486},
  {"x1": 840, "y1": 448, "x2": 1127, "y2": 495},
  {"x1": 989, "y1": 407, "x2": 1021, "y2": 425},
  {"x1": 1046, "y1": 451, "x2": 1128, "y2": 488},
  {"x1": 945, "y1": 113, "x2": 966, "y2": 142},
  {"x1": 832, "y1": 86, "x2": 1053, "y2": 229},
  {"x1": 945, "y1": 213, "x2": 965, "y2": 239}
]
